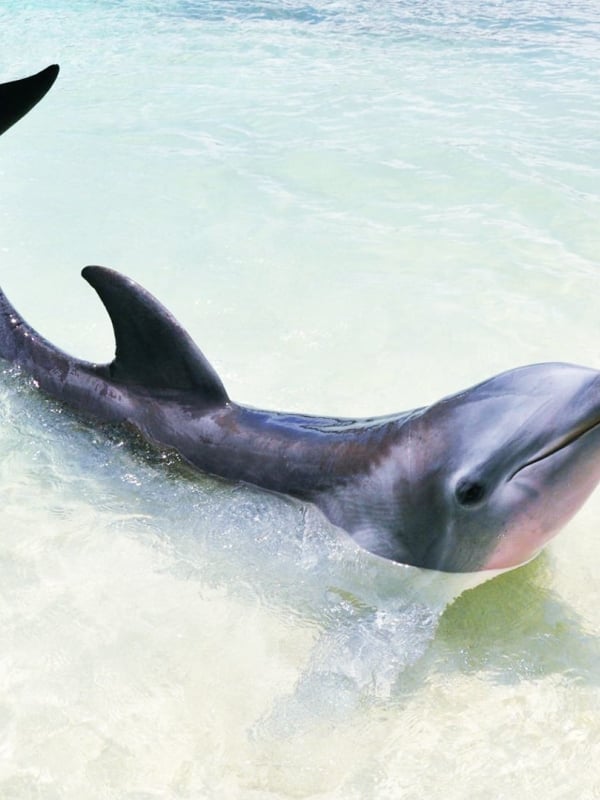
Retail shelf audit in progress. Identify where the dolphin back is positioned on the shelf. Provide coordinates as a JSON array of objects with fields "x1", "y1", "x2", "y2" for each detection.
[
  {"x1": 0, "y1": 64, "x2": 59, "y2": 136},
  {"x1": 0, "y1": 267, "x2": 229, "y2": 412}
]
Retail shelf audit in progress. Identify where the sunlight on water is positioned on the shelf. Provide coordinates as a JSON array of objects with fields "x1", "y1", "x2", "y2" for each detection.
[{"x1": 1, "y1": 1, "x2": 600, "y2": 798}]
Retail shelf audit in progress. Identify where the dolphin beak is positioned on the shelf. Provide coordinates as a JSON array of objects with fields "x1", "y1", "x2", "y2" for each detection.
[{"x1": 510, "y1": 417, "x2": 600, "y2": 480}]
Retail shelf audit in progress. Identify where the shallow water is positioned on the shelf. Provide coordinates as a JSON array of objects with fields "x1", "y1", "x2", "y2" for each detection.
[{"x1": 1, "y1": 1, "x2": 600, "y2": 797}]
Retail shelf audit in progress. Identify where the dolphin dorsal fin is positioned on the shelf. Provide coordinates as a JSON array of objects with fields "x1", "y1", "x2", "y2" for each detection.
[
  {"x1": 82, "y1": 266, "x2": 229, "y2": 405},
  {"x1": 0, "y1": 64, "x2": 59, "y2": 136}
]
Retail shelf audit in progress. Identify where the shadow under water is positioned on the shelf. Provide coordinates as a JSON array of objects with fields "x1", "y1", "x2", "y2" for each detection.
[{"x1": 435, "y1": 555, "x2": 600, "y2": 687}]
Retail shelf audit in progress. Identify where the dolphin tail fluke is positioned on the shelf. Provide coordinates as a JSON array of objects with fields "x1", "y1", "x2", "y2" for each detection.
[
  {"x1": 82, "y1": 266, "x2": 229, "y2": 404},
  {"x1": 0, "y1": 64, "x2": 59, "y2": 136}
]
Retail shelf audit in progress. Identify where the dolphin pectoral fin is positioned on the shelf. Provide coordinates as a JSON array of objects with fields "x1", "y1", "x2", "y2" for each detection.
[
  {"x1": 0, "y1": 64, "x2": 59, "y2": 136},
  {"x1": 82, "y1": 266, "x2": 229, "y2": 404}
]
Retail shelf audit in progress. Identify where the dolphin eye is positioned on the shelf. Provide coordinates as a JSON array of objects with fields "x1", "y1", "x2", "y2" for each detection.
[{"x1": 455, "y1": 479, "x2": 486, "y2": 507}]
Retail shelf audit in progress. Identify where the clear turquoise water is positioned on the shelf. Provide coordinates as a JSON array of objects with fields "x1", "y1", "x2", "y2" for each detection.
[{"x1": 1, "y1": 2, "x2": 599, "y2": 798}]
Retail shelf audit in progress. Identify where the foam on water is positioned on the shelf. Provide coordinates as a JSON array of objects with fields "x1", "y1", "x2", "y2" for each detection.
[{"x1": 1, "y1": 1, "x2": 600, "y2": 798}]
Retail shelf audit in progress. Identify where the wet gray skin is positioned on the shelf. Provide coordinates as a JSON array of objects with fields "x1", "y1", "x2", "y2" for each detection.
[{"x1": 1, "y1": 266, "x2": 600, "y2": 572}]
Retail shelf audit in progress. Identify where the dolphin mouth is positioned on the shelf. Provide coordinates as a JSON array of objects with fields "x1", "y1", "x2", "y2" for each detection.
[{"x1": 510, "y1": 417, "x2": 600, "y2": 480}]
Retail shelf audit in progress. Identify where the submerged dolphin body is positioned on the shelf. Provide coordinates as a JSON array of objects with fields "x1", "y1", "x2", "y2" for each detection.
[
  {"x1": 1, "y1": 266, "x2": 600, "y2": 572},
  {"x1": 0, "y1": 65, "x2": 59, "y2": 136}
]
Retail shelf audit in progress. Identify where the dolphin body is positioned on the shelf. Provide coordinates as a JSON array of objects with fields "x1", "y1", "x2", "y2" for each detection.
[
  {"x1": 2, "y1": 64, "x2": 600, "y2": 574},
  {"x1": 0, "y1": 65, "x2": 59, "y2": 136},
  {"x1": 1, "y1": 266, "x2": 600, "y2": 573}
]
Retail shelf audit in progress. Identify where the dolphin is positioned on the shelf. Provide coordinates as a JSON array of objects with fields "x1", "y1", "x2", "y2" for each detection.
[
  {"x1": 0, "y1": 65, "x2": 59, "y2": 137},
  {"x1": 1, "y1": 266, "x2": 600, "y2": 572}
]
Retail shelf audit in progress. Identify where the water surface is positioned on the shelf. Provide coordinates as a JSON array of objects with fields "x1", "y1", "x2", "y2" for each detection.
[{"x1": 1, "y1": 1, "x2": 599, "y2": 797}]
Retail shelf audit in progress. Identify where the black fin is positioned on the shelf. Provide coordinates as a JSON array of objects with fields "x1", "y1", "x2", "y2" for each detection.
[
  {"x1": 0, "y1": 64, "x2": 59, "y2": 136},
  {"x1": 82, "y1": 266, "x2": 229, "y2": 404}
]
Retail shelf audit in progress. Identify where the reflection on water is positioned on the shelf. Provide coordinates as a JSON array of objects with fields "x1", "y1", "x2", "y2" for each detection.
[{"x1": 0, "y1": 0, "x2": 599, "y2": 797}]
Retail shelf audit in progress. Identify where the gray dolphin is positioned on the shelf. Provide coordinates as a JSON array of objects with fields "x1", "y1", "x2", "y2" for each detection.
[
  {"x1": 0, "y1": 65, "x2": 59, "y2": 137},
  {"x1": 1, "y1": 266, "x2": 600, "y2": 572}
]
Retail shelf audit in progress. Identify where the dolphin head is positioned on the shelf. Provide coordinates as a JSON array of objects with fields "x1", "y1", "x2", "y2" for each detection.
[{"x1": 363, "y1": 363, "x2": 600, "y2": 572}]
